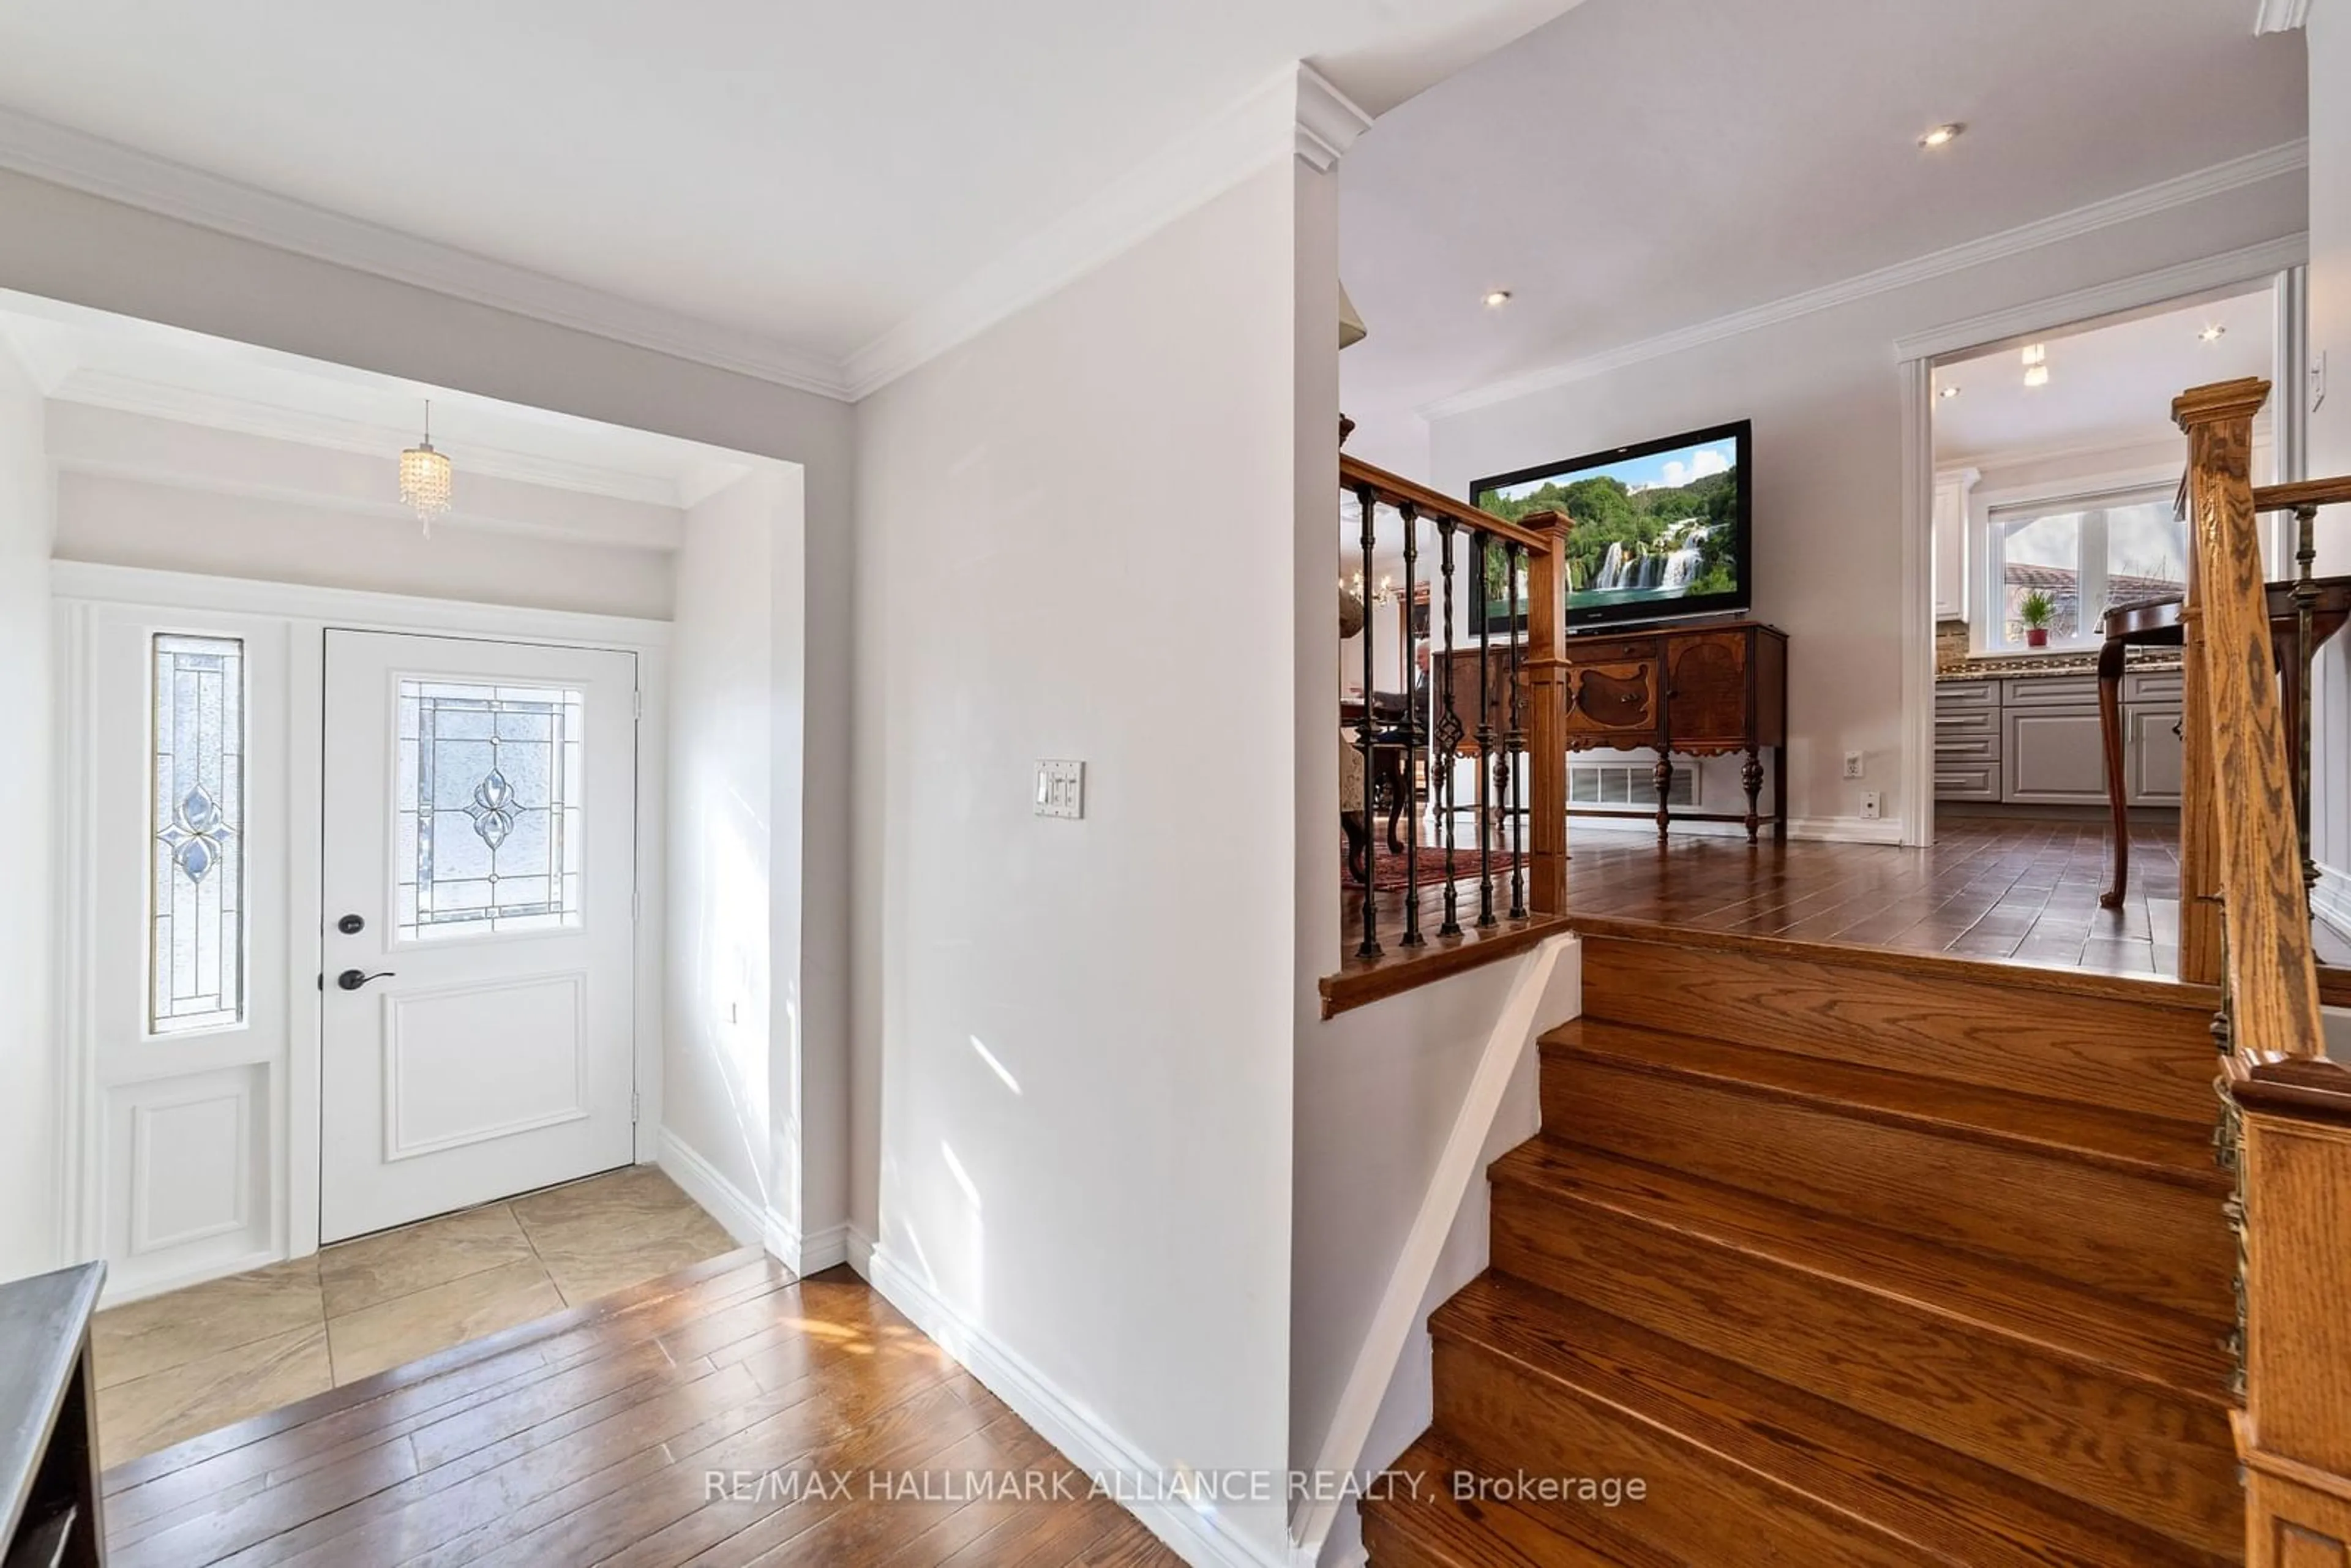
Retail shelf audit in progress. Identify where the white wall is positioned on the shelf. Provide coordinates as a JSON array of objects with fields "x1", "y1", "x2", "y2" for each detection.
[
  {"x1": 1289, "y1": 964, "x2": 1543, "y2": 1565},
  {"x1": 2308, "y1": 7, "x2": 2351, "y2": 887},
  {"x1": 1426, "y1": 174, "x2": 2306, "y2": 837},
  {"x1": 0, "y1": 343, "x2": 52, "y2": 1280},
  {"x1": 852, "y1": 159, "x2": 1307, "y2": 1559},
  {"x1": 664, "y1": 471, "x2": 780, "y2": 1238},
  {"x1": 0, "y1": 165, "x2": 857, "y2": 1277}
]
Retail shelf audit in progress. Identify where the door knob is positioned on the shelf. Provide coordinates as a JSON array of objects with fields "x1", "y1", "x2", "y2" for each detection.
[
  {"x1": 337, "y1": 913, "x2": 366, "y2": 934},
  {"x1": 337, "y1": 969, "x2": 396, "y2": 991}
]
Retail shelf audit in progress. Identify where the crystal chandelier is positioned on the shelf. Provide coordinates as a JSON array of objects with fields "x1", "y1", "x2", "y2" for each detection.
[{"x1": 399, "y1": 400, "x2": 453, "y2": 535}]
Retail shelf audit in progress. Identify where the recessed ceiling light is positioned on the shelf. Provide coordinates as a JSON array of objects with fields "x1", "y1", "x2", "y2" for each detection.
[
  {"x1": 1937, "y1": 384, "x2": 1962, "y2": 399},
  {"x1": 1482, "y1": 290, "x2": 1513, "y2": 308},
  {"x1": 1919, "y1": 122, "x2": 1965, "y2": 149},
  {"x1": 2199, "y1": 324, "x2": 2227, "y2": 342}
]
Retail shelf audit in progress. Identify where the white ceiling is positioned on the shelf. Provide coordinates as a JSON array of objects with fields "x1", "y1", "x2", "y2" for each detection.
[
  {"x1": 1338, "y1": 0, "x2": 2308, "y2": 425},
  {"x1": 1932, "y1": 288, "x2": 2277, "y2": 464},
  {"x1": 0, "y1": 290, "x2": 758, "y2": 516},
  {"x1": 0, "y1": 0, "x2": 1575, "y2": 388}
]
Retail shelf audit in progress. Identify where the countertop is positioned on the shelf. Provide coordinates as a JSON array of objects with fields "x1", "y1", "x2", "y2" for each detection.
[{"x1": 1937, "y1": 650, "x2": 2183, "y2": 683}]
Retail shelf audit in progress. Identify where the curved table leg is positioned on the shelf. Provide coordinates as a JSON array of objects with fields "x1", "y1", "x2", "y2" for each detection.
[{"x1": 2098, "y1": 635, "x2": 2129, "y2": 909}]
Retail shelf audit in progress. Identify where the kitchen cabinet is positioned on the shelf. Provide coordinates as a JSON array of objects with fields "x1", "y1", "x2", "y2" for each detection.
[
  {"x1": 1935, "y1": 672, "x2": 2180, "y2": 808},
  {"x1": 1932, "y1": 467, "x2": 1979, "y2": 623}
]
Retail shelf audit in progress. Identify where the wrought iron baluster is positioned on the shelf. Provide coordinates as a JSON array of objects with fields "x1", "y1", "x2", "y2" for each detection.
[
  {"x1": 1436, "y1": 515, "x2": 1463, "y2": 937},
  {"x1": 1507, "y1": 539, "x2": 1528, "y2": 920},
  {"x1": 1399, "y1": 502, "x2": 1424, "y2": 948},
  {"x1": 1354, "y1": 483, "x2": 1382, "y2": 960},
  {"x1": 2295, "y1": 503, "x2": 2320, "y2": 902},
  {"x1": 1475, "y1": 531, "x2": 1497, "y2": 929}
]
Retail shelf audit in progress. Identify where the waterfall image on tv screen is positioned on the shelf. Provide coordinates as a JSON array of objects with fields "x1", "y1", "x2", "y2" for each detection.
[{"x1": 1475, "y1": 433, "x2": 1744, "y2": 616}]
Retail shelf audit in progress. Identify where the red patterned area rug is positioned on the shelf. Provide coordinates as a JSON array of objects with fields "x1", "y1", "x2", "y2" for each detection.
[{"x1": 1356, "y1": 845, "x2": 1526, "y2": 893}]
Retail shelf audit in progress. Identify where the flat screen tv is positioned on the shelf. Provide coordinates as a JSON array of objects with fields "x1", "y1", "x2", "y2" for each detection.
[{"x1": 1471, "y1": 419, "x2": 1751, "y2": 629}]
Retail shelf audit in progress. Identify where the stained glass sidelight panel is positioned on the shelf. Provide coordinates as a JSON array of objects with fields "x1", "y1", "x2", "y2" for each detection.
[
  {"x1": 150, "y1": 634, "x2": 246, "y2": 1034},
  {"x1": 397, "y1": 680, "x2": 584, "y2": 941}
]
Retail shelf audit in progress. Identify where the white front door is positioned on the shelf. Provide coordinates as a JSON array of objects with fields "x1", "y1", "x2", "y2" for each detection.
[{"x1": 320, "y1": 630, "x2": 639, "y2": 1242}]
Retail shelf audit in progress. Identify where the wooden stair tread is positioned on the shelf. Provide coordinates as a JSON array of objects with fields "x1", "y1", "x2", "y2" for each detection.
[
  {"x1": 1361, "y1": 1435, "x2": 1674, "y2": 1568},
  {"x1": 1573, "y1": 930, "x2": 2218, "y2": 1123},
  {"x1": 1433, "y1": 1272, "x2": 2234, "y2": 1568},
  {"x1": 1488, "y1": 1137, "x2": 2233, "y2": 1400},
  {"x1": 1542, "y1": 1018, "x2": 2224, "y2": 1185}
]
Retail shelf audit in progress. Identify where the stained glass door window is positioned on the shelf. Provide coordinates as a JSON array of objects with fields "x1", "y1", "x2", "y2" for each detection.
[
  {"x1": 150, "y1": 634, "x2": 246, "y2": 1033},
  {"x1": 397, "y1": 680, "x2": 584, "y2": 940}
]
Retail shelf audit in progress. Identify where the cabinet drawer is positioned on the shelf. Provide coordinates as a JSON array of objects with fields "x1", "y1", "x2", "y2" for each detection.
[
  {"x1": 1574, "y1": 637, "x2": 1658, "y2": 664},
  {"x1": 1934, "y1": 680, "x2": 1997, "y2": 711},
  {"x1": 1933, "y1": 705, "x2": 1999, "y2": 741},
  {"x1": 1935, "y1": 761, "x2": 2000, "y2": 801},
  {"x1": 2124, "y1": 669, "x2": 2184, "y2": 705},
  {"x1": 1934, "y1": 730, "x2": 2001, "y2": 763},
  {"x1": 2003, "y1": 675, "x2": 2102, "y2": 708}
]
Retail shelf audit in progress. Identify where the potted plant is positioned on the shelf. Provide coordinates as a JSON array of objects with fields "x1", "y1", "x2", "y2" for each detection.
[{"x1": 2019, "y1": 590, "x2": 2055, "y2": 648}]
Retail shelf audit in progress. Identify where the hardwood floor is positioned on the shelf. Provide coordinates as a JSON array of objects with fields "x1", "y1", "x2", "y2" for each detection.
[
  {"x1": 1558, "y1": 814, "x2": 2186, "y2": 978},
  {"x1": 100, "y1": 1250, "x2": 1180, "y2": 1567}
]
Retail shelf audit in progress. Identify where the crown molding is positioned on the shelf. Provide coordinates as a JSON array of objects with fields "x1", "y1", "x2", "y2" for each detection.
[
  {"x1": 0, "y1": 104, "x2": 858, "y2": 402},
  {"x1": 1420, "y1": 140, "x2": 2311, "y2": 421},
  {"x1": 842, "y1": 62, "x2": 1369, "y2": 400},
  {"x1": 1891, "y1": 231, "x2": 2308, "y2": 362},
  {"x1": 2254, "y1": 0, "x2": 2311, "y2": 33}
]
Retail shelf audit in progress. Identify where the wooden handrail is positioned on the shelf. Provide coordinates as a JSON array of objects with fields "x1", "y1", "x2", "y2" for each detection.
[
  {"x1": 2173, "y1": 378, "x2": 2351, "y2": 1564},
  {"x1": 1341, "y1": 453, "x2": 1559, "y2": 553},
  {"x1": 2254, "y1": 475, "x2": 2351, "y2": 514},
  {"x1": 2173, "y1": 377, "x2": 2325, "y2": 1070}
]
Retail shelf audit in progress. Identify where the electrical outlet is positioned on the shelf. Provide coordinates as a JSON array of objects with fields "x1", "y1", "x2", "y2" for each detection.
[
  {"x1": 1860, "y1": 790, "x2": 1882, "y2": 820},
  {"x1": 1843, "y1": 750, "x2": 1865, "y2": 780},
  {"x1": 1035, "y1": 759, "x2": 1086, "y2": 819}
]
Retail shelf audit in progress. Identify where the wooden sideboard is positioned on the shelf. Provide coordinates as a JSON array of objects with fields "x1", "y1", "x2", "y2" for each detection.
[{"x1": 1445, "y1": 619, "x2": 1787, "y2": 843}]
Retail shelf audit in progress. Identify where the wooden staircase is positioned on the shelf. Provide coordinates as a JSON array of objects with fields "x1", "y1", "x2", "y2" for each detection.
[{"x1": 1362, "y1": 926, "x2": 2242, "y2": 1567}]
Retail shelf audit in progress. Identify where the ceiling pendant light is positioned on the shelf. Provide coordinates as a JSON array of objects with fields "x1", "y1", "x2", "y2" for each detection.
[{"x1": 399, "y1": 400, "x2": 453, "y2": 535}]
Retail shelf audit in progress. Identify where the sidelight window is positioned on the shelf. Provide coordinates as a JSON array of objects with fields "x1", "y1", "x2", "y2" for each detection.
[
  {"x1": 149, "y1": 634, "x2": 247, "y2": 1034},
  {"x1": 396, "y1": 680, "x2": 584, "y2": 941}
]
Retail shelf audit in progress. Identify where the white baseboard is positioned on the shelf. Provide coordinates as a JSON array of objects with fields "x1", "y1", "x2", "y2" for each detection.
[
  {"x1": 798, "y1": 1222, "x2": 851, "y2": 1273},
  {"x1": 863, "y1": 1242, "x2": 1288, "y2": 1568},
  {"x1": 2312, "y1": 863, "x2": 2351, "y2": 948},
  {"x1": 1571, "y1": 814, "x2": 1907, "y2": 846},
  {"x1": 656, "y1": 1130, "x2": 767, "y2": 1250},
  {"x1": 844, "y1": 1221, "x2": 877, "y2": 1278}
]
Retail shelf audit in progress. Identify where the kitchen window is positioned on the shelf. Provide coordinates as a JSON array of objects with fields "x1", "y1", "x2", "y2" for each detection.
[{"x1": 1982, "y1": 484, "x2": 2186, "y2": 653}]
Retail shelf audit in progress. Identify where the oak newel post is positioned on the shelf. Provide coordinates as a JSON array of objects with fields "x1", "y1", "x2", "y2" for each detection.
[
  {"x1": 1522, "y1": 511, "x2": 1570, "y2": 916},
  {"x1": 2172, "y1": 376, "x2": 2351, "y2": 1566}
]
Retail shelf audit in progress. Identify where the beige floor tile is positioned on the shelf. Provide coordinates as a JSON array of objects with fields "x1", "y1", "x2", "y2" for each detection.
[
  {"x1": 512, "y1": 1166, "x2": 739, "y2": 1305},
  {"x1": 96, "y1": 1322, "x2": 332, "y2": 1466},
  {"x1": 509, "y1": 1164, "x2": 696, "y2": 1231},
  {"x1": 92, "y1": 1256, "x2": 324, "y2": 1390},
  {"x1": 319, "y1": 1201, "x2": 536, "y2": 1318},
  {"x1": 325, "y1": 1257, "x2": 565, "y2": 1385}
]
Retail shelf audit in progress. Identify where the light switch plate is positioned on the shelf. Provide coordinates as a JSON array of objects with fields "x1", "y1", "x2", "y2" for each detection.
[{"x1": 1035, "y1": 759, "x2": 1086, "y2": 819}]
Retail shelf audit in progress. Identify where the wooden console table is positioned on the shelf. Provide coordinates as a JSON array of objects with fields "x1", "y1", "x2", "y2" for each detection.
[
  {"x1": 1, "y1": 1262, "x2": 106, "y2": 1568},
  {"x1": 1448, "y1": 620, "x2": 1788, "y2": 843}
]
